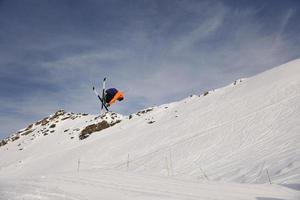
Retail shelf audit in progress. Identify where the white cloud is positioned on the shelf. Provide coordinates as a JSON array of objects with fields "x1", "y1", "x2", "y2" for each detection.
[
  {"x1": 169, "y1": 2, "x2": 227, "y2": 55},
  {"x1": 271, "y1": 9, "x2": 296, "y2": 52},
  {"x1": 1, "y1": 1, "x2": 300, "y2": 139}
]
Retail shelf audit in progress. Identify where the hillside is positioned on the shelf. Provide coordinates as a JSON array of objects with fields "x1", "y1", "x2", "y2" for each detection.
[{"x1": 0, "y1": 59, "x2": 300, "y2": 199}]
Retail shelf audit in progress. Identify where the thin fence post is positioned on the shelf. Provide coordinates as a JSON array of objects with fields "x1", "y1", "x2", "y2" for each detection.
[
  {"x1": 266, "y1": 169, "x2": 272, "y2": 184},
  {"x1": 127, "y1": 154, "x2": 130, "y2": 170},
  {"x1": 165, "y1": 157, "x2": 170, "y2": 176},
  {"x1": 77, "y1": 158, "x2": 80, "y2": 172},
  {"x1": 169, "y1": 150, "x2": 173, "y2": 176}
]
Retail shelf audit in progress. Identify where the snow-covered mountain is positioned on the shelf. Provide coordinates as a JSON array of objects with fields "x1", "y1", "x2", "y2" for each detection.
[{"x1": 1, "y1": 59, "x2": 300, "y2": 200}]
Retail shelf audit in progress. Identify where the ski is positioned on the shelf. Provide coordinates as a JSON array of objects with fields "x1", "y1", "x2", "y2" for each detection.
[
  {"x1": 101, "y1": 77, "x2": 107, "y2": 110},
  {"x1": 93, "y1": 86, "x2": 109, "y2": 112}
]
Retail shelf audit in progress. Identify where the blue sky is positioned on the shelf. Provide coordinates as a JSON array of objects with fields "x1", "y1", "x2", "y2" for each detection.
[{"x1": 1, "y1": 0, "x2": 300, "y2": 139}]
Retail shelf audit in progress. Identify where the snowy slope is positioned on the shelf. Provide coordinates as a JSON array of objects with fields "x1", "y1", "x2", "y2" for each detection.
[{"x1": 0, "y1": 59, "x2": 300, "y2": 200}]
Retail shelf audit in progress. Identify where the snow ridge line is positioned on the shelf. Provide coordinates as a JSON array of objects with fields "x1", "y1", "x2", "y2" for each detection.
[{"x1": 112, "y1": 93, "x2": 300, "y2": 170}]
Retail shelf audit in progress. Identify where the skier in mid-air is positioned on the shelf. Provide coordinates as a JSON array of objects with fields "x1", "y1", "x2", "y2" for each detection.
[
  {"x1": 104, "y1": 88, "x2": 124, "y2": 107},
  {"x1": 93, "y1": 77, "x2": 124, "y2": 112}
]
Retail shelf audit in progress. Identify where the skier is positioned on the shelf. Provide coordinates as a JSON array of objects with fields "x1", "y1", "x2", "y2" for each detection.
[
  {"x1": 104, "y1": 88, "x2": 124, "y2": 107},
  {"x1": 93, "y1": 78, "x2": 124, "y2": 112}
]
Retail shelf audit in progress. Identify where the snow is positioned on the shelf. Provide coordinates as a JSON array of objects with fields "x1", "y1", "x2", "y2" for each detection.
[
  {"x1": 0, "y1": 170, "x2": 298, "y2": 200},
  {"x1": 1, "y1": 59, "x2": 300, "y2": 199}
]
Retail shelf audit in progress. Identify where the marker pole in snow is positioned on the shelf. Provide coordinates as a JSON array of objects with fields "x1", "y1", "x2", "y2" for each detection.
[
  {"x1": 93, "y1": 87, "x2": 109, "y2": 112},
  {"x1": 101, "y1": 77, "x2": 107, "y2": 111}
]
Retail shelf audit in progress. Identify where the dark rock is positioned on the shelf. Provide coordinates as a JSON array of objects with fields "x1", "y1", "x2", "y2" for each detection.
[
  {"x1": 111, "y1": 120, "x2": 121, "y2": 126},
  {"x1": 11, "y1": 135, "x2": 20, "y2": 142},
  {"x1": 80, "y1": 121, "x2": 110, "y2": 140},
  {"x1": 49, "y1": 124, "x2": 56, "y2": 128},
  {"x1": 136, "y1": 108, "x2": 154, "y2": 116},
  {"x1": 61, "y1": 117, "x2": 70, "y2": 121},
  {"x1": 0, "y1": 140, "x2": 7, "y2": 147},
  {"x1": 21, "y1": 129, "x2": 33, "y2": 136},
  {"x1": 26, "y1": 124, "x2": 33, "y2": 130},
  {"x1": 79, "y1": 119, "x2": 121, "y2": 140},
  {"x1": 35, "y1": 117, "x2": 49, "y2": 126},
  {"x1": 49, "y1": 110, "x2": 65, "y2": 121}
]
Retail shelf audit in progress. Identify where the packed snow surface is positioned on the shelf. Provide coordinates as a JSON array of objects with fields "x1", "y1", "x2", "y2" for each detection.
[{"x1": 1, "y1": 59, "x2": 300, "y2": 199}]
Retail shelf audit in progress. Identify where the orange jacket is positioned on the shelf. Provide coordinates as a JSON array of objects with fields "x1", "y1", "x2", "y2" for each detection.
[{"x1": 108, "y1": 91, "x2": 124, "y2": 106}]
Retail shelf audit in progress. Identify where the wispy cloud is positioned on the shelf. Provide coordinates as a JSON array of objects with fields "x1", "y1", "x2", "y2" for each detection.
[
  {"x1": 271, "y1": 8, "x2": 296, "y2": 51},
  {"x1": 170, "y1": 2, "x2": 227, "y2": 55},
  {"x1": 1, "y1": 0, "x2": 300, "y2": 138}
]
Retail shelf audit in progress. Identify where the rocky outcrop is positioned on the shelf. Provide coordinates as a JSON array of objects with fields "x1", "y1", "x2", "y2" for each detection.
[
  {"x1": 0, "y1": 110, "x2": 123, "y2": 147},
  {"x1": 79, "y1": 119, "x2": 121, "y2": 140},
  {"x1": 129, "y1": 108, "x2": 154, "y2": 119}
]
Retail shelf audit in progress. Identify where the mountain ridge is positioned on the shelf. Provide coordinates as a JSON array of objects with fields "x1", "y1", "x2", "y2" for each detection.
[{"x1": 0, "y1": 59, "x2": 300, "y2": 199}]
